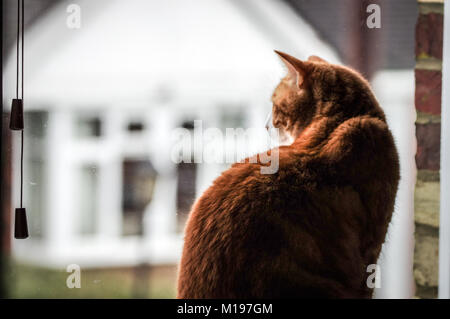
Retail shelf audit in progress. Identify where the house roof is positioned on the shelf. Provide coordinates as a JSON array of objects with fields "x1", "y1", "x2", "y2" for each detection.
[{"x1": 3, "y1": 0, "x2": 340, "y2": 108}]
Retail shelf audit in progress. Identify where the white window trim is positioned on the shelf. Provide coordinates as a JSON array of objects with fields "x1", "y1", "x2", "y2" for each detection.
[{"x1": 439, "y1": 0, "x2": 450, "y2": 299}]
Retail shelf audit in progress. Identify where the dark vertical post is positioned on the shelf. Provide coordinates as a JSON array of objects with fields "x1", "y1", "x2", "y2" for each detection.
[
  {"x1": 0, "y1": 0, "x2": 6, "y2": 299},
  {"x1": 0, "y1": 115, "x2": 13, "y2": 299}
]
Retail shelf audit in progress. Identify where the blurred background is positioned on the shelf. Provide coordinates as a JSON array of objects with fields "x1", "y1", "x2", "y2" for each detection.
[{"x1": 0, "y1": 0, "x2": 438, "y2": 298}]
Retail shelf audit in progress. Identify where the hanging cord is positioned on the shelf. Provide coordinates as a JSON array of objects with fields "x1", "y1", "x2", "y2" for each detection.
[
  {"x1": 20, "y1": 132, "x2": 23, "y2": 208},
  {"x1": 14, "y1": 0, "x2": 24, "y2": 208},
  {"x1": 10, "y1": 0, "x2": 28, "y2": 239},
  {"x1": 16, "y1": 0, "x2": 19, "y2": 99},
  {"x1": 20, "y1": 0, "x2": 24, "y2": 209}
]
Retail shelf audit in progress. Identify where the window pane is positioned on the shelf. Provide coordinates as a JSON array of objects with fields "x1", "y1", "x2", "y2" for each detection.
[
  {"x1": 77, "y1": 165, "x2": 98, "y2": 235},
  {"x1": 176, "y1": 162, "x2": 196, "y2": 232},
  {"x1": 122, "y1": 159, "x2": 157, "y2": 236},
  {"x1": 25, "y1": 111, "x2": 48, "y2": 238},
  {"x1": 75, "y1": 116, "x2": 102, "y2": 138}
]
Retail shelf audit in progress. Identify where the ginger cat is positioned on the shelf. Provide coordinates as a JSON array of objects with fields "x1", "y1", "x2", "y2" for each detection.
[{"x1": 177, "y1": 51, "x2": 400, "y2": 298}]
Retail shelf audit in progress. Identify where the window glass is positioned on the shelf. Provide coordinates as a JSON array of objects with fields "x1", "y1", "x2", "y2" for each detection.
[
  {"x1": 25, "y1": 111, "x2": 48, "y2": 238},
  {"x1": 0, "y1": 0, "x2": 422, "y2": 299},
  {"x1": 77, "y1": 165, "x2": 98, "y2": 235},
  {"x1": 122, "y1": 159, "x2": 157, "y2": 236},
  {"x1": 75, "y1": 116, "x2": 102, "y2": 138}
]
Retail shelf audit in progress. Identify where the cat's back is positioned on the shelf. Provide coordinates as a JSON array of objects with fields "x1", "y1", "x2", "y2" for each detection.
[{"x1": 177, "y1": 115, "x2": 399, "y2": 298}]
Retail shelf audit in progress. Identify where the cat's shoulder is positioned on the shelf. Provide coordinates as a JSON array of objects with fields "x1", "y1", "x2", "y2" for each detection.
[
  {"x1": 320, "y1": 115, "x2": 395, "y2": 157},
  {"x1": 205, "y1": 146, "x2": 304, "y2": 200},
  {"x1": 332, "y1": 115, "x2": 389, "y2": 137}
]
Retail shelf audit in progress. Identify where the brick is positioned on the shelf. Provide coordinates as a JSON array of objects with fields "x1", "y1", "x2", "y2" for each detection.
[
  {"x1": 417, "y1": 169, "x2": 440, "y2": 182},
  {"x1": 418, "y1": 0, "x2": 443, "y2": 4},
  {"x1": 415, "y1": 57, "x2": 442, "y2": 71},
  {"x1": 415, "y1": 122, "x2": 440, "y2": 170},
  {"x1": 416, "y1": 13, "x2": 443, "y2": 60},
  {"x1": 415, "y1": 173, "x2": 440, "y2": 228},
  {"x1": 416, "y1": 111, "x2": 441, "y2": 124},
  {"x1": 415, "y1": 69, "x2": 442, "y2": 115},
  {"x1": 419, "y1": 2, "x2": 444, "y2": 15},
  {"x1": 414, "y1": 223, "x2": 439, "y2": 291}
]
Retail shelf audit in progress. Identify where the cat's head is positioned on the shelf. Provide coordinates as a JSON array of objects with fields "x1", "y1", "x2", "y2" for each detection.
[{"x1": 269, "y1": 50, "x2": 383, "y2": 144}]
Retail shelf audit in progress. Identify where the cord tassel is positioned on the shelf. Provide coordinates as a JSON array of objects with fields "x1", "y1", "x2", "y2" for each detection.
[
  {"x1": 14, "y1": 208, "x2": 28, "y2": 239},
  {"x1": 10, "y1": 98, "x2": 24, "y2": 130}
]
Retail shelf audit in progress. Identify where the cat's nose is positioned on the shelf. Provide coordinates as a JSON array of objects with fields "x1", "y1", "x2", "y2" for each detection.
[{"x1": 265, "y1": 111, "x2": 273, "y2": 131}]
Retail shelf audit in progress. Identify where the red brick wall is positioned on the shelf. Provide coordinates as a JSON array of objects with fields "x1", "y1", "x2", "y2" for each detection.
[{"x1": 414, "y1": 0, "x2": 443, "y2": 299}]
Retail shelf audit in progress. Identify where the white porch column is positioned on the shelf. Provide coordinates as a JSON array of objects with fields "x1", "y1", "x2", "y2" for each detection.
[{"x1": 46, "y1": 109, "x2": 75, "y2": 256}]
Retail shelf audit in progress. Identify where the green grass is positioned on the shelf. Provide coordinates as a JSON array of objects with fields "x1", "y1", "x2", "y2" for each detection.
[{"x1": 5, "y1": 261, "x2": 177, "y2": 299}]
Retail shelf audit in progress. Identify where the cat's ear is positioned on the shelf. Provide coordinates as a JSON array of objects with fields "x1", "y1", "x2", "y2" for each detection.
[
  {"x1": 308, "y1": 55, "x2": 328, "y2": 63},
  {"x1": 274, "y1": 50, "x2": 307, "y2": 88}
]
